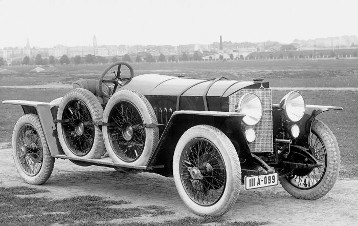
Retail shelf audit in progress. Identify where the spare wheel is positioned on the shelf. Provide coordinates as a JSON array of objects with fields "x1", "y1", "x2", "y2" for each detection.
[
  {"x1": 57, "y1": 88, "x2": 105, "y2": 159},
  {"x1": 102, "y1": 89, "x2": 159, "y2": 166}
]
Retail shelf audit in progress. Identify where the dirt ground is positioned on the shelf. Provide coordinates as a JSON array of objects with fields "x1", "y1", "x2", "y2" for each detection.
[{"x1": 0, "y1": 145, "x2": 357, "y2": 226}]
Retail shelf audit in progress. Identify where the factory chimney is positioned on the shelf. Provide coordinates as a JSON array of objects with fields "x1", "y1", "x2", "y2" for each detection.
[{"x1": 220, "y1": 35, "x2": 223, "y2": 51}]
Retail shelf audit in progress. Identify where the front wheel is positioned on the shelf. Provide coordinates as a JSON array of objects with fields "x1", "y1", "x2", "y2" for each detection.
[
  {"x1": 279, "y1": 119, "x2": 340, "y2": 199},
  {"x1": 12, "y1": 114, "x2": 55, "y2": 185},
  {"x1": 173, "y1": 125, "x2": 241, "y2": 216}
]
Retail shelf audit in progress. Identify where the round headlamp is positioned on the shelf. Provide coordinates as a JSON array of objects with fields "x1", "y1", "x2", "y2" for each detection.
[
  {"x1": 236, "y1": 93, "x2": 262, "y2": 126},
  {"x1": 280, "y1": 91, "x2": 305, "y2": 122}
]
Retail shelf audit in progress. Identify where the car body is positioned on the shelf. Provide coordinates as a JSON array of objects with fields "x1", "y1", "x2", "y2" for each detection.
[{"x1": 2, "y1": 62, "x2": 342, "y2": 216}]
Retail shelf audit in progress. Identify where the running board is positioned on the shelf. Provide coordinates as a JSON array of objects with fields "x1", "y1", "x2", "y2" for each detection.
[{"x1": 54, "y1": 155, "x2": 164, "y2": 170}]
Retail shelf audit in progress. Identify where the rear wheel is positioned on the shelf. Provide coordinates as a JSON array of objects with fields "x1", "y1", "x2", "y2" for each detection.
[
  {"x1": 173, "y1": 125, "x2": 241, "y2": 216},
  {"x1": 12, "y1": 114, "x2": 54, "y2": 185},
  {"x1": 57, "y1": 88, "x2": 104, "y2": 159},
  {"x1": 279, "y1": 120, "x2": 340, "y2": 199}
]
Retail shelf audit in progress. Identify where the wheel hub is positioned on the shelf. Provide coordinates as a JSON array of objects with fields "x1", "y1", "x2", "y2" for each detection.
[
  {"x1": 122, "y1": 125, "x2": 134, "y2": 141},
  {"x1": 75, "y1": 122, "x2": 85, "y2": 136},
  {"x1": 188, "y1": 167, "x2": 204, "y2": 180},
  {"x1": 20, "y1": 145, "x2": 41, "y2": 163}
]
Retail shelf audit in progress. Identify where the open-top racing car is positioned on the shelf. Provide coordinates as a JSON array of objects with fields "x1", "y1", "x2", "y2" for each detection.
[{"x1": 3, "y1": 62, "x2": 342, "y2": 216}]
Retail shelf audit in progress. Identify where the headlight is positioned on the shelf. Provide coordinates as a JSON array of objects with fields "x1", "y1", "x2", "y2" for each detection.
[
  {"x1": 280, "y1": 91, "x2": 305, "y2": 122},
  {"x1": 236, "y1": 93, "x2": 262, "y2": 125}
]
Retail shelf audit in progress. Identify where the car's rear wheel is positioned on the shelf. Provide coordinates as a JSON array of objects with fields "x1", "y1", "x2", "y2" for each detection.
[
  {"x1": 12, "y1": 114, "x2": 54, "y2": 185},
  {"x1": 102, "y1": 90, "x2": 159, "y2": 166},
  {"x1": 57, "y1": 88, "x2": 105, "y2": 159},
  {"x1": 173, "y1": 125, "x2": 241, "y2": 216},
  {"x1": 279, "y1": 119, "x2": 340, "y2": 199}
]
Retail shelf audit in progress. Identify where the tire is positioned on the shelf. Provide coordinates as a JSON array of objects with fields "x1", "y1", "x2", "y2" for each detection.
[
  {"x1": 57, "y1": 88, "x2": 105, "y2": 159},
  {"x1": 12, "y1": 114, "x2": 54, "y2": 185},
  {"x1": 103, "y1": 89, "x2": 159, "y2": 166},
  {"x1": 279, "y1": 119, "x2": 340, "y2": 199},
  {"x1": 173, "y1": 125, "x2": 241, "y2": 216}
]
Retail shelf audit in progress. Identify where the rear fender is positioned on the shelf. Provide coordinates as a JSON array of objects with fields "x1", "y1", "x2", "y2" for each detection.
[
  {"x1": 149, "y1": 110, "x2": 244, "y2": 176},
  {"x1": 2, "y1": 98, "x2": 63, "y2": 156}
]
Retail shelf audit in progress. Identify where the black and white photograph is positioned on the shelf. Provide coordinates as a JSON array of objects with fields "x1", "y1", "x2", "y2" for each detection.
[{"x1": 0, "y1": 0, "x2": 357, "y2": 225}]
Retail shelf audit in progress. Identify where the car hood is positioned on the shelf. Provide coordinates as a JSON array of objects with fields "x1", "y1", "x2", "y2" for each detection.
[{"x1": 120, "y1": 74, "x2": 258, "y2": 97}]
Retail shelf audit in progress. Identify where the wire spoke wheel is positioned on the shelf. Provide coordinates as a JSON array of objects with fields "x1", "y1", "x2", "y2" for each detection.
[
  {"x1": 180, "y1": 138, "x2": 226, "y2": 206},
  {"x1": 103, "y1": 89, "x2": 159, "y2": 166},
  {"x1": 173, "y1": 125, "x2": 241, "y2": 216},
  {"x1": 279, "y1": 120, "x2": 340, "y2": 200},
  {"x1": 61, "y1": 99, "x2": 95, "y2": 156},
  {"x1": 12, "y1": 114, "x2": 54, "y2": 185},
  {"x1": 16, "y1": 124, "x2": 43, "y2": 176},
  {"x1": 108, "y1": 101, "x2": 145, "y2": 162},
  {"x1": 287, "y1": 131, "x2": 326, "y2": 189},
  {"x1": 57, "y1": 88, "x2": 105, "y2": 159}
]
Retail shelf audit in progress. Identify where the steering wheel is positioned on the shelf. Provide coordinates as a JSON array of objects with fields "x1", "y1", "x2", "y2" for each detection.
[{"x1": 99, "y1": 62, "x2": 134, "y2": 98}]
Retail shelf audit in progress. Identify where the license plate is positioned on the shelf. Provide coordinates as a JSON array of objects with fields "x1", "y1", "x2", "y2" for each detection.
[{"x1": 245, "y1": 173, "x2": 278, "y2": 190}]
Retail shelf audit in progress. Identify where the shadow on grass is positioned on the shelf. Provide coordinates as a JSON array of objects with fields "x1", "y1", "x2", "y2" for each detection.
[
  {"x1": 0, "y1": 186, "x2": 174, "y2": 226},
  {"x1": 0, "y1": 186, "x2": 269, "y2": 226}
]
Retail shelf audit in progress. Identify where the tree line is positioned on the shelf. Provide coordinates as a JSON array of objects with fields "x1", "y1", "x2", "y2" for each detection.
[{"x1": 0, "y1": 51, "x2": 206, "y2": 66}]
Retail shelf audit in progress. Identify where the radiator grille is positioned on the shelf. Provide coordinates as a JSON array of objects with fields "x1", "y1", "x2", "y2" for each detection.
[{"x1": 229, "y1": 88, "x2": 273, "y2": 153}]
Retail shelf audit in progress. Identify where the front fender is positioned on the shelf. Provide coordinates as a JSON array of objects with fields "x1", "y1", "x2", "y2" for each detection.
[
  {"x1": 296, "y1": 104, "x2": 343, "y2": 144},
  {"x1": 273, "y1": 104, "x2": 342, "y2": 144},
  {"x1": 305, "y1": 104, "x2": 343, "y2": 116},
  {"x1": 148, "y1": 110, "x2": 244, "y2": 176}
]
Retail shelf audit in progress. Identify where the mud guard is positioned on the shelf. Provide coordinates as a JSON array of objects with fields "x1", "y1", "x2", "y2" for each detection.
[
  {"x1": 305, "y1": 104, "x2": 343, "y2": 131},
  {"x1": 2, "y1": 99, "x2": 63, "y2": 156},
  {"x1": 148, "y1": 110, "x2": 245, "y2": 175},
  {"x1": 305, "y1": 105, "x2": 343, "y2": 116}
]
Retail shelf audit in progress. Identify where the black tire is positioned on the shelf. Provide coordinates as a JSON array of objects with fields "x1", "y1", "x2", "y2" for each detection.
[
  {"x1": 103, "y1": 89, "x2": 159, "y2": 166},
  {"x1": 57, "y1": 88, "x2": 105, "y2": 159},
  {"x1": 279, "y1": 120, "x2": 340, "y2": 199},
  {"x1": 12, "y1": 114, "x2": 54, "y2": 185},
  {"x1": 173, "y1": 125, "x2": 241, "y2": 216}
]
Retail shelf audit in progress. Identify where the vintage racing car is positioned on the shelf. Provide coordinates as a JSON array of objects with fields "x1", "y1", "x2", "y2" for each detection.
[{"x1": 2, "y1": 62, "x2": 342, "y2": 216}]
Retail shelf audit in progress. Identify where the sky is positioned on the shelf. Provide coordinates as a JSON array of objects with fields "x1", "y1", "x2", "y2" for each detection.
[{"x1": 0, "y1": 0, "x2": 357, "y2": 48}]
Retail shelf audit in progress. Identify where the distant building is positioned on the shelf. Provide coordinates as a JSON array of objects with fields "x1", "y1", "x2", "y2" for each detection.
[{"x1": 48, "y1": 45, "x2": 68, "y2": 58}]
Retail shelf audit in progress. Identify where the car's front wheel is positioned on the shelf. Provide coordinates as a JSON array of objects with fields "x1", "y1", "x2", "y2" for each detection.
[
  {"x1": 12, "y1": 114, "x2": 54, "y2": 185},
  {"x1": 173, "y1": 125, "x2": 241, "y2": 216},
  {"x1": 279, "y1": 119, "x2": 340, "y2": 199}
]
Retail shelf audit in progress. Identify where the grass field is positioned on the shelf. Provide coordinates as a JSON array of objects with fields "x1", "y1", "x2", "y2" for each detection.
[
  {"x1": 0, "y1": 186, "x2": 266, "y2": 226},
  {"x1": 1, "y1": 59, "x2": 358, "y2": 178},
  {"x1": 2, "y1": 59, "x2": 358, "y2": 87}
]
